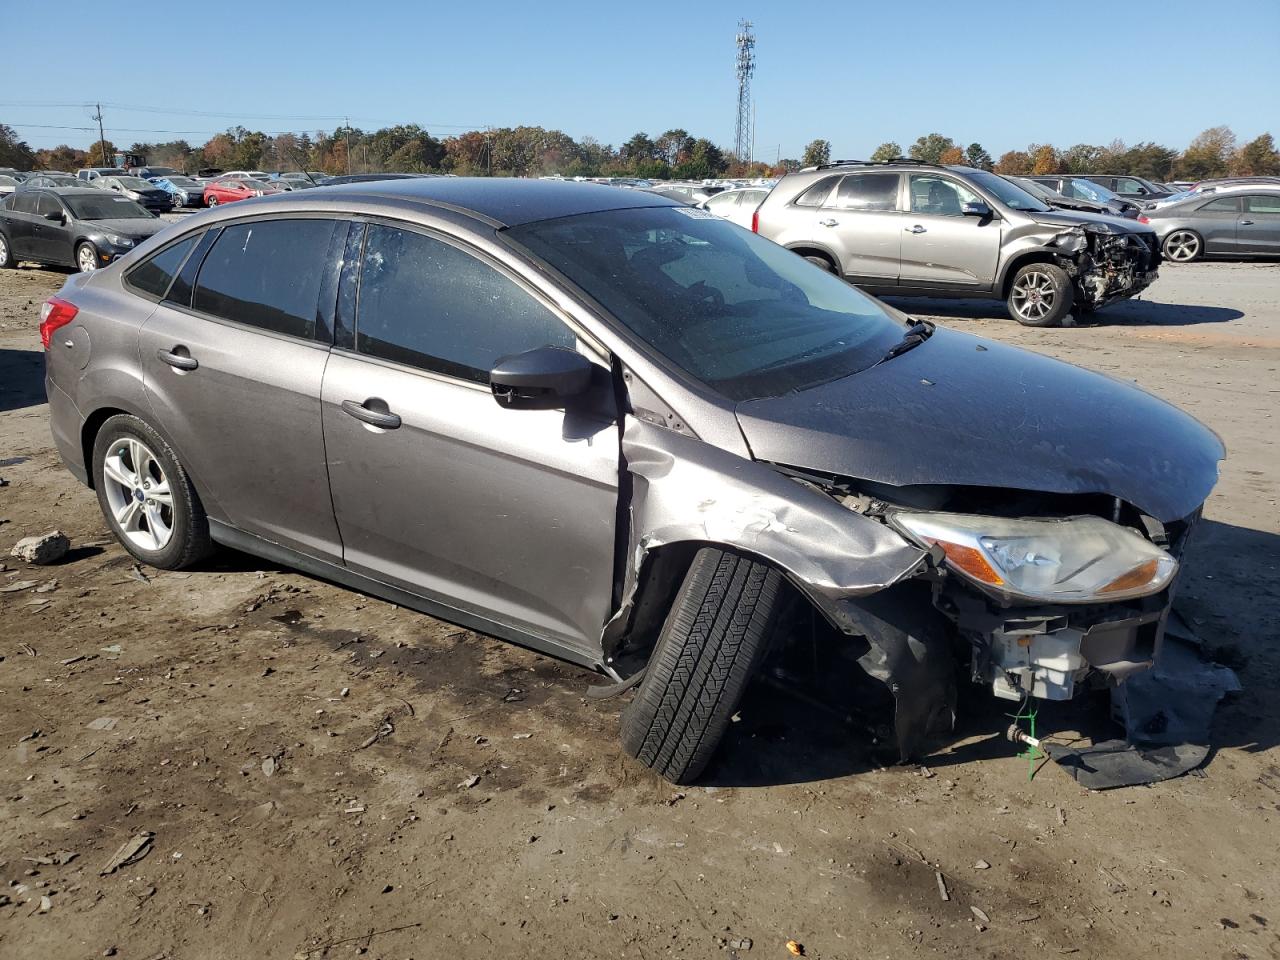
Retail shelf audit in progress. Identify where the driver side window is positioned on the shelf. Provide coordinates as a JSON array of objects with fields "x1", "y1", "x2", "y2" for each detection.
[{"x1": 908, "y1": 175, "x2": 979, "y2": 216}]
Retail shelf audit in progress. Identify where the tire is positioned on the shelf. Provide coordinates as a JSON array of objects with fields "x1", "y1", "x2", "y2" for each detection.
[
  {"x1": 620, "y1": 548, "x2": 785, "y2": 784},
  {"x1": 0, "y1": 232, "x2": 14, "y2": 269},
  {"x1": 75, "y1": 241, "x2": 99, "y2": 273},
  {"x1": 92, "y1": 414, "x2": 212, "y2": 570},
  {"x1": 1162, "y1": 229, "x2": 1202, "y2": 263},
  {"x1": 206, "y1": 195, "x2": 219, "y2": 207},
  {"x1": 1008, "y1": 262, "x2": 1074, "y2": 327},
  {"x1": 803, "y1": 253, "x2": 836, "y2": 273}
]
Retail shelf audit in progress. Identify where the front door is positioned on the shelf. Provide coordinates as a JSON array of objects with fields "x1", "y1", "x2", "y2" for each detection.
[
  {"x1": 321, "y1": 221, "x2": 620, "y2": 656},
  {"x1": 1193, "y1": 196, "x2": 1244, "y2": 254},
  {"x1": 31, "y1": 193, "x2": 72, "y2": 263},
  {"x1": 1238, "y1": 194, "x2": 1280, "y2": 253},
  {"x1": 898, "y1": 174, "x2": 1001, "y2": 288},
  {"x1": 138, "y1": 216, "x2": 345, "y2": 559}
]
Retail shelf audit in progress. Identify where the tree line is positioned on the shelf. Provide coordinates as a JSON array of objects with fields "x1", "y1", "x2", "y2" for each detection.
[
  {"x1": 4, "y1": 121, "x2": 1277, "y2": 182},
  {"x1": 801, "y1": 127, "x2": 1279, "y2": 180}
]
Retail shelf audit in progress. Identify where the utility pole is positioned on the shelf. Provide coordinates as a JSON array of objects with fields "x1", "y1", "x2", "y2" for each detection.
[
  {"x1": 343, "y1": 117, "x2": 352, "y2": 175},
  {"x1": 93, "y1": 103, "x2": 108, "y2": 166},
  {"x1": 750, "y1": 100, "x2": 756, "y2": 167}
]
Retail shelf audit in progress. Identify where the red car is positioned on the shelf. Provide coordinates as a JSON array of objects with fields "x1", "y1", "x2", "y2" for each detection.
[{"x1": 203, "y1": 177, "x2": 286, "y2": 206}]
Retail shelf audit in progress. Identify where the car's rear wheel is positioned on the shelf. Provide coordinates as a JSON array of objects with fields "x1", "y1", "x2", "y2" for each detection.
[
  {"x1": 1008, "y1": 262, "x2": 1073, "y2": 327},
  {"x1": 1162, "y1": 229, "x2": 1202, "y2": 263},
  {"x1": 92, "y1": 414, "x2": 212, "y2": 570},
  {"x1": 76, "y1": 242, "x2": 98, "y2": 273},
  {"x1": 802, "y1": 253, "x2": 836, "y2": 273},
  {"x1": 207, "y1": 195, "x2": 219, "y2": 207},
  {"x1": 620, "y1": 547, "x2": 785, "y2": 784},
  {"x1": 0, "y1": 233, "x2": 14, "y2": 269}
]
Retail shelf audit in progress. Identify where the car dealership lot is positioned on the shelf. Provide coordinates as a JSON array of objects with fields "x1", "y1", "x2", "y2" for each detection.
[{"x1": 1, "y1": 262, "x2": 1277, "y2": 958}]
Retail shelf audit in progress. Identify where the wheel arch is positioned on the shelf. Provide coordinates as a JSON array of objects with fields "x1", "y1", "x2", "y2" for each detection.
[
  {"x1": 998, "y1": 248, "x2": 1064, "y2": 299},
  {"x1": 782, "y1": 241, "x2": 840, "y2": 272}
]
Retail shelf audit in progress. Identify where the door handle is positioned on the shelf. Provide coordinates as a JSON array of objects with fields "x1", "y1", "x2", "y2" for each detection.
[
  {"x1": 818, "y1": 218, "x2": 839, "y2": 227},
  {"x1": 157, "y1": 348, "x2": 198, "y2": 371},
  {"x1": 341, "y1": 399, "x2": 401, "y2": 430},
  {"x1": 1240, "y1": 220, "x2": 1254, "y2": 225},
  {"x1": 906, "y1": 224, "x2": 927, "y2": 234}
]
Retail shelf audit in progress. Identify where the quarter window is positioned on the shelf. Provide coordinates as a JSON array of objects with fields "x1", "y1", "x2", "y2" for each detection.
[
  {"x1": 355, "y1": 224, "x2": 575, "y2": 383},
  {"x1": 1245, "y1": 195, "x2": 1280, "y2": 214},
  {"x1": 832, "y1": 173, "x2": 899, "y2": 211},
  {"x1": 793, "y1": 175, "x2": 841, "y2": 207},
  {"x1": 191, "y1": 218, "x2": 336, "y2": 338},
  {"x1": 908, "y1": 175, "x2": 979, "y2": 216},
  {"x1": 126, "y1": 235, "x2": 200, "y2": 300}
]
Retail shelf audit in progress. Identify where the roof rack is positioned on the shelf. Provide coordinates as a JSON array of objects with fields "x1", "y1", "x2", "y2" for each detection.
[{"x1": 813, "y1": 158, "x2": 948, "y2": 170}]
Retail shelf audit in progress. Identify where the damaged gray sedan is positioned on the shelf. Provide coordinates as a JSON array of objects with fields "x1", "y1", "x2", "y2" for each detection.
[{"x1": 41, "y1": 179, "x2": 1224, "y2": 785}]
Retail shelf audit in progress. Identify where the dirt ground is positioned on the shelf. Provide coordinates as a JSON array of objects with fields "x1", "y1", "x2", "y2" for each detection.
[{"x1": 1, "y1": 259, "x2": 1277, "y2": 960}]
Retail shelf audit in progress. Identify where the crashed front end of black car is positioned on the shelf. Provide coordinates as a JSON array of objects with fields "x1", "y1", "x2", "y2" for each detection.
[{"x1": 1048, "y1": 221, "x2": 1161, "y2": 311}]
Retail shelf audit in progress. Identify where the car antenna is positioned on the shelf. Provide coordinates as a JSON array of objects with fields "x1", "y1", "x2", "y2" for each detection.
[{"x1": 285, "y1": 142, "x2": 319, "y2": 186}]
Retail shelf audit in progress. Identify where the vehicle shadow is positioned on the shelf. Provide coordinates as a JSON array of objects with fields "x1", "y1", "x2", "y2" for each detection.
[
  {"x1": 0, "y1": 347, "x2": 46, "y2": 413},
  {"x1": 702, "y1": 515, "x2": 1278, "y2": 788},
  {"x1": 884, "y1": 296, "x2": 1243, "y2": 328}
]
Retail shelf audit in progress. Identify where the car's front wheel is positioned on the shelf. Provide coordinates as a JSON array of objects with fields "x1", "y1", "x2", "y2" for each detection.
[
  {"x1": 92, "y1": 414, "x2": 212, "y2": 570},
  {"x1": 1008, "y1": 262, "x2": 1074, "y2": 327},
  {"x1": 207, "y1": 195, "x2": 219, "y2": 207},
  {"x1": 1162, "y1": 229, "x2": 1202, "y2": 263},
  {"x1": 0, "y1": 232, "x2": 14, "y2": 269},
  {"x1": 620, "y1": 547, "x2": 785, "y2": 784},
  {"x1": 75, "y1": 242, "x2": 99, "y2": 273}
]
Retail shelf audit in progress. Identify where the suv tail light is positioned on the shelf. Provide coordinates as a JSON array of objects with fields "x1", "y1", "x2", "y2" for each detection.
[
  {"x1": 39, "y1": 296, "x2": 78, "y2": 350},
  {"x1": 751, "y1": 208, "x2": 760, "y2": 233}
]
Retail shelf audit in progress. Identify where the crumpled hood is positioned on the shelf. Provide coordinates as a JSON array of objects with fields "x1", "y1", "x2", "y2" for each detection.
[
  {"x1": 735, "y1": 327, "x2": 1223, "y2": 523},
  {"x1": 1026, "y1": 208, "x2": 1147, "y2": 234},
  {"x1": 90, "y1": 218, "x2": 167, "y2": 239}
]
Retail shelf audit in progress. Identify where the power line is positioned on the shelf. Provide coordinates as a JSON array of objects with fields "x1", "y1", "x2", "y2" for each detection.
[{"x1": 0, "y1": 100, "x2": 485, "y2": 130}]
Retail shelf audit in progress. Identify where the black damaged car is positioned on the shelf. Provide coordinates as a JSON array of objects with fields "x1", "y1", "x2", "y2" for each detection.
[{"x1": 0, "y1": 187, "x2": 166, "y2": 273}]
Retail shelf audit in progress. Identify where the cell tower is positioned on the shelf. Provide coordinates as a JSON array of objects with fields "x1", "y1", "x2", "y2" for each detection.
[{"x1": 734, "y1": 20, "x2": 755, "y2": 162}]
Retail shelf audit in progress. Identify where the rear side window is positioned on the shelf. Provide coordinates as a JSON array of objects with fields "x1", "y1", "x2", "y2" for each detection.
[
  {"x1": 192, "y1": 218, "x2": 335, "y2": 338},
  {"x1": 793, "y1": 175, "x2": 841, "y2": 207},
  {"x1": 1245, "y1": 195, "x2": 1280, "y2": 214},
  {"x1": 832, "y1": 173, "x2": 899, "y2": 211},
  {"x1": 126, "y1": 234, "x2": 199, "y2": 299},
  {"x1": 9, "y1": 192, "x2": 37, "y2": 214},
  {"x1": 355, "y1": 223, "x2": 574, "y2": 383},
  {"x1": 1199, "y1": 197, "x2": 1240, "y2": 212}
]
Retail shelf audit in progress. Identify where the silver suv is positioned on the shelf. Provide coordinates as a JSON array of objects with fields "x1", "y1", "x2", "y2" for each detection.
[
  {"x1": 37, "y1": 179, "x2": 1221, "y2": 785},
  {"x1": 754, "y1": 160, "x2": 1161, "y2": 326}
]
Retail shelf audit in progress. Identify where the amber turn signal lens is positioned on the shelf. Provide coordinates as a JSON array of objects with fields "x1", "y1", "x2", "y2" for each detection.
[
  {"x1": 928, "y1": 538, "x2": 1005, "y2": 586},
  {"x1": 1098, "y1": 557, "x2": 1160, "y2": 594}
]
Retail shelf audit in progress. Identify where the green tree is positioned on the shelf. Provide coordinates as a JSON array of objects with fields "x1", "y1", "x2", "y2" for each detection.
[
  {"x1": 909, "y1": 133, "x2": 956, "y2": 164},
  {"x1": 0, "y1": 125, "x2": 35, "y2": 168},
  {"x1": 801, "y1": 138, "x2": 831, "y2": 167},
  {"x1": 870, "y1": 141, "x2": 902, "y2": 162},
  {"x1": 1119, "y1": 142, "x2": 1177, "y2": 180},
  {"x1": 1060, "y1": 143, "x2": 1102, "y2": 173},
  {"x1": 964, "y1": 143, "x2": 994, "y2": 170},
  {"x1": 674, "y1": 138, "x2": 727, "y2": 179},
  {"x1": 1176, "y1": 126, "x2": 1236, "y2": 180},
  {"x1": 655, "y1": 129, "x2": 692, "y2": 167},
  {"x1": 1233, "y1": 133, "x2": 1280, "y2": 175}
]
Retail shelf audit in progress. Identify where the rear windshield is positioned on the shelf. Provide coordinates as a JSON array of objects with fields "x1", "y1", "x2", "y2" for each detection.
[
  {"x1": 506, "y1": 206, "x2": 904, "y2": 401},
  {"x1": 65, "y1": 195, "x2": 153, "y2": 220}
]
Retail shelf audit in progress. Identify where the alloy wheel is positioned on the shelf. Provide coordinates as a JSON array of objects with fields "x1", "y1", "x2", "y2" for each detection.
[
  {"x1": 101, "y1": 437, "x2": 175, "y2": 552},
  {"x1": 1011, "y1": 270, "x2": 1056, "y2": 322},
  {"x1": 77, "y1": 244, "x2": 98, "y2": 272},
  {"x1": 1164, "y1": 231, "x2": 1200, "y2": 262},
  {"x1": 0, "y1": 235, "x2": 9, "y2": 265}
]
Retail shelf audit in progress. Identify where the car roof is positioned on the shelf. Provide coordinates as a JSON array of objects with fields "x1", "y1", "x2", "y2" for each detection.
[{"x1": 303, "y1": 177, "x2": 682, "y2": 227}]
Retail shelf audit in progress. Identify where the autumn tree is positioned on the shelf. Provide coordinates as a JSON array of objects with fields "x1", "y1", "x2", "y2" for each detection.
[
  {"x1": 994, "y1": 150, "x2": 1032, "y2": 175},
  {"x1": 909, "y1": 133, "x2": 956, "y2": 164},
  {"x1": 870, "y1": 141, "x2": 902, "y2": 162},
  {"x1": 965, "y1": 143, "x2": 994, "y2": 170},
  {"x1": 1030, "y1": 144, "x2": 1063, "y2": 175},
  {"x1": 801, "y1": 139, "x2": 832, "y2": 167},
  {"x1": 1176, "y1": 126, "x2": 1236, "y2": 180},
  {"x1": 1231, "y1": 133, "x2": 1279, "y2": 176},
  {"x1": 938, "y1": 146, "x2": 965, "y2": 165}
]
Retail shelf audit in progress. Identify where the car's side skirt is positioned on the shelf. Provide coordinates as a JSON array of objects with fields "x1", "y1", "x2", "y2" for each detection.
[{"x1": 208, "y1": 519, "x2": 605, "y2": 674}]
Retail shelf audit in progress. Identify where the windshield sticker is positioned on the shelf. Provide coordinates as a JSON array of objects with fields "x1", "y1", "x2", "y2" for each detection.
[{"x1": 672, "y1": 207, "x2": 717, "y2": 219}]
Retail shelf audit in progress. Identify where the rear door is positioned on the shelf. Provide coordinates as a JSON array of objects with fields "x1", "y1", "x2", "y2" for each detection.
[
  {"x1": 821, "y1": 172, "x2": 903, "y2": 282},
  {"x1": 4, "y1": 190, "x2": 40, "y2": 258},
  {"x1": 899, "y1": 173, "x2": 1001, "y2": 288},
  {"x1": 1238, "y1": 194, "x2": 1280, "y2": 253},
  {"x1": 320, "y1": 220, "x2": 620, "y2": 656},
  {"x1": 137, "y1": 215, "x2": 346, "y2": 560}
]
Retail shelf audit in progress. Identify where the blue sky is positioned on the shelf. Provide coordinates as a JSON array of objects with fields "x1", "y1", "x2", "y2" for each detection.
[{"x1": 4, "y1": 0, "x2": 1278, "y2": 160}]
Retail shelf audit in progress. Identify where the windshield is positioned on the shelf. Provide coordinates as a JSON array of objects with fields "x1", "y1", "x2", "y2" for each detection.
[
  {"x1": 964, "y1": 170, "x2": 1051, "y2": 212},
  {"x1": 65, "y1": 194, "x2": 153, "y2": 220},
  {"x1": 1012, "y1": 178, "x2": 1058, "y2": 202},
  {"x1": 167, "y1": 176, "x2": 198, "y2": 187},
  {"x1": 113, "y1": 176, "x2": 155, "y2": 190},
  {"x1": 506, "y1": 206, "x2": 905, "y2": 401}
]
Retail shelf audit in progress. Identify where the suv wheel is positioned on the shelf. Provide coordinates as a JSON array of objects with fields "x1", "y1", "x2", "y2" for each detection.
[
  {"x1": 92, "y1": 414, "x2": 212, "y2": 569},
  {"x1": 1008, "y1": 262, "x2": 1073, "y2": 327},
  {"x1": 803, "y1": 253, "x2": 836, "y2": 273},
  {"x1": 620, "y1": 547, "x2": 784, "y2": 784}
]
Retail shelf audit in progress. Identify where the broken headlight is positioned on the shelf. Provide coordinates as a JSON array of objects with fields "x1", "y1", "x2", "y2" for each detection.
[
  {"x1": 890, "y1": 511, "x2": 1177, "y2": 603},
  {"x1": 1051, "y1": 229, "x2": 1087, "y2": 254}
]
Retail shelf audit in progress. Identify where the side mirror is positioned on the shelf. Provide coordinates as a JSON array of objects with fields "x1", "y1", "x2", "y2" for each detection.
[
  {"x1": 43, "y1": 210, "x2": 64, "y2": 223},
  {"x1": 490, "y1": 346, "x2": 593, "y2": 409},
  {"x1": 961, "y1": 200, "x2": 992, "y2": 218}
]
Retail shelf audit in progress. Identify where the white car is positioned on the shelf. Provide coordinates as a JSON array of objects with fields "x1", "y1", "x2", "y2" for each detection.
[{"x1": 698, "y1": 186, "x2": 771, "y2": 229}]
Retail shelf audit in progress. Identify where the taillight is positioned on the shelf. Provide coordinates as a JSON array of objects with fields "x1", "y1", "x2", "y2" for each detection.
[
  {"x1": 1137, "y1": 215, "x2": 1150, "y2": 224},
  {"x1": 751, "y1": 208, "x2": 760, "y2": 233},
  {"x1": 39, "y1": 296, "x2": 78, "y2": 350}
]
